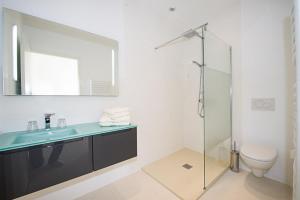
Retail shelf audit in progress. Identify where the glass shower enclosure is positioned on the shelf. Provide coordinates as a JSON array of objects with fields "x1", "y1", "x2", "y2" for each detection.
[
  {"x1": 144, "y1": 24, "x2": 232, "y2": 199},
  {"x1": 203, "y1": 30, "x2": 232, "y2": 189}
]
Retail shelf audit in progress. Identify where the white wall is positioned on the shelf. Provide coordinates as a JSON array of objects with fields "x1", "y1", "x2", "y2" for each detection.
[
  {"x1": 294, "y1": 0, "x2": 300, "y2": 198},
  {"x1": 240, "y1": 0, "x2": 293, "y2": 184},
  {"x1": 0, "y1": 0, "x2": 184, "y2": 198}
]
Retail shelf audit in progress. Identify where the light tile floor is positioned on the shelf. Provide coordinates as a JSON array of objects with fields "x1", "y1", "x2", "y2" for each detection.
[
  {"x1": 142, "y1": 148, "x2": 228, "y2": 200},
  {"x1": 76, "y1": 171, "x2": 179, "y2": 200},
  {"x1": 201, "y1": 170, "x2": 292, "y2": 200},
  {"x1": 77, "y1": 170, "x2": 292, "y2": 200}
]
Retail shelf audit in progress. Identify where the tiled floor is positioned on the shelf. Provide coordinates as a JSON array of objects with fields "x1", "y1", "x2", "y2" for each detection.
[
  {"x1": 77, "y1": 170, "x2": 292, "y2": 200},
  {"x1": 142, "y1": 148, "x2": 228, "y2": 199},
  {"x1": 201, "y1": 170, "x2": 292, "y2": 200},
  {"x1": 76, "y1": 171, "x2": 178, "y2": 200}
]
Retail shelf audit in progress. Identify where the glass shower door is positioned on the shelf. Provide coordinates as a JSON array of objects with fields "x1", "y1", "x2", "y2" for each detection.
[{"x1": 203, "y1": 31, "x2": 232, "y2": 188}]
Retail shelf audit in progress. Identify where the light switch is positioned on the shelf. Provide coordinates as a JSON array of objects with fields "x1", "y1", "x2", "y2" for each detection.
[{"x1": 251, "y1": 98, "x2": 275, "y2": 111}]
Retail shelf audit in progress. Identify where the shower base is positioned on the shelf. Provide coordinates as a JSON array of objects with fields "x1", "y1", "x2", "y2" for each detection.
[{"x1": 143, "y1": 148, "x2": 228, "y2": 200}]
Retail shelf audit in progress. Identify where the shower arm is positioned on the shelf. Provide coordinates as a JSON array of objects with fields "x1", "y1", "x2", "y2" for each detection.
[{"x1": 154, "y1": 23, "x2": 208, "y2": 50}]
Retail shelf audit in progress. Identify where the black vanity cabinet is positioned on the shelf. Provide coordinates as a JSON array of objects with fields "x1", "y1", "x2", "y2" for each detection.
[
  {"x1": 93, "y1": 128, "x2": 137, "y2": 170},
  {"x1": 0, "y1": 127, "x2": 137, "y2": 200},
  {"x1": 0, "y1": 137, "x2": 93, "y2": 200}
]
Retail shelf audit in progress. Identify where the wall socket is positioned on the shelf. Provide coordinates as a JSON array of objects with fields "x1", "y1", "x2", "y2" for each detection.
[{"x1": 251, "y1": 98, "x2": 275, "y2": 111}]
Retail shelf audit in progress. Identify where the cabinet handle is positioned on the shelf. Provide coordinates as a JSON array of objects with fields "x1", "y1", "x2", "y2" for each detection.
[
  {"x1": 61, "y1": 137, "x2": 84, "y2": 144},
  {"x1": 100, "y1": 129, "x2": 132, "y2": 136}
]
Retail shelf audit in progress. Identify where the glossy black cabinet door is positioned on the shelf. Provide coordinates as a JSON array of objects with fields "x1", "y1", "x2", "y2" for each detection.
[
  {"x1": 0, "y1": 137, "x2": 93, "y2": 200},
  {"x1": 93, "y1": 128, "x2": 137, "y2": 170}
]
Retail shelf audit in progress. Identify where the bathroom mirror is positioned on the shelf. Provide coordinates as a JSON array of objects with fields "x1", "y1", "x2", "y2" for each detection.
[{"x1": 2, "y1": 8, "x2": 118, "y2": 96}]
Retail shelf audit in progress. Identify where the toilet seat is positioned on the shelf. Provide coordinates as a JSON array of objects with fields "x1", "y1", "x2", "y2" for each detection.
[{"x1": 241, "y1": 144, "x2": 277, "y2": 162}]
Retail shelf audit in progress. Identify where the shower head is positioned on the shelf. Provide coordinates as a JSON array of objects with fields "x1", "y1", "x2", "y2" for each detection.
[
  {"x1": 192, "y1": 60, "x2": 202, "y2": 68},
  {"x1": 182, "y1": 29, "x2": 201, "y2": 38}
]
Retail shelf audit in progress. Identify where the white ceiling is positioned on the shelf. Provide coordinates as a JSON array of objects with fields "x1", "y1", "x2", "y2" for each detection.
[{"x1": 132, "y1": 0, "x2": 241, "y2": 31}]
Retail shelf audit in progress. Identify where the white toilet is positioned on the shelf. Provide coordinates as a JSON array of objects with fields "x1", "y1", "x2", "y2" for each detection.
[{"x1": 240, "y1": 144, "x2": 277, "y2": 177}]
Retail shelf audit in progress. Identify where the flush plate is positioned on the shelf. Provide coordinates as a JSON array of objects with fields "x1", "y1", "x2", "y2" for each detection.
[{"x1": 251, "y1": 98, "x2": 275, "y2": 111}]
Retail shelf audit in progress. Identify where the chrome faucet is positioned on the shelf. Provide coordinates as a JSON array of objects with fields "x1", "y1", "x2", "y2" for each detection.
[{"x1": 44, "y1": 113, "x2": 55, "y2": 130}]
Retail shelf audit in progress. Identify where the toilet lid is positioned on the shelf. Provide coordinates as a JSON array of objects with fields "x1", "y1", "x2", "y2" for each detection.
[{"x1": 241, "y1": 144, "x2": 277, "y2": 162}]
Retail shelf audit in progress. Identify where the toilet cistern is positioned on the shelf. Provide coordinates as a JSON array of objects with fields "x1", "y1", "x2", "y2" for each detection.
[{"x1": 44, "y1": 113, "x2": 55, "y2": 130}]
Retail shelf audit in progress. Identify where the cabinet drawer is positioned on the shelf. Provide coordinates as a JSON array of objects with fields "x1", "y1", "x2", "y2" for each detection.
[
  {"x1": 0, "y1": 137, "x2": 93, "y2": 200},
  {"x1": 93, "y1": 128, "x2": 137, "y2": 170}
]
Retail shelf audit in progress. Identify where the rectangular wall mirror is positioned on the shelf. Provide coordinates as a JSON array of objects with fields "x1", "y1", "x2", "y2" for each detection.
[{"x1": 2, "y1": 8, "x2": 118, "y2": 96}]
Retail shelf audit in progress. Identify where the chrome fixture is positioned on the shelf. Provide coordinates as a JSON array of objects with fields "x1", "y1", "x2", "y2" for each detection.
[
  {"x1": 44, "y1": 113, "x2": 55, "y2": 130},
  {"x1": 182, "y1": 29, "x2": 202, "y2": 39},
  {"x1": 154, "y1": 23, "x2": 207, "y2": 50},
  {"x1": 193, "y1": 61, "x2": 205, "y2": 118}
]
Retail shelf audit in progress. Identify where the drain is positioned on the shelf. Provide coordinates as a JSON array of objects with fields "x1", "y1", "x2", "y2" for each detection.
[{"x1": 182, "y1": 163, "x2": 193, "y2": 169}]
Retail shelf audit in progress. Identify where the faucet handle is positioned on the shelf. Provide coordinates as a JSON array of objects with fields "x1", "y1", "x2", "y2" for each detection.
[{"x1": 44, "y1": 113, "x2": 55, "y2": 118}]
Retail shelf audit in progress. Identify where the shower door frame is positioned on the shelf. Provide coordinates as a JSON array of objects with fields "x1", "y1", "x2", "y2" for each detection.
[{"x1": 201, "y1": 27, "x2": 233, "y2": 191}]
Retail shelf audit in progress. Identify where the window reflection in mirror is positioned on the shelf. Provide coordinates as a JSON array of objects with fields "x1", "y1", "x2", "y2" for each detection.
[{"x1": 24, "y1": 52, "x2": 79, "y2": 95}]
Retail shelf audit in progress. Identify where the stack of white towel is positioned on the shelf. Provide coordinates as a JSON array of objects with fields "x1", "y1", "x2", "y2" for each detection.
[{"x1": 99, "y1": 107, "x2": 131, "y2": 126}]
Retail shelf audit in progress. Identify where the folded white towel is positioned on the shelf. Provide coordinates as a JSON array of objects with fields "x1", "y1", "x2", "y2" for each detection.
[
  {"x1": 100, "y1": 117, "x2": 130, "y2": 124},
  {"x1": 99, "y1": 115, "x2": 113, "y2": 123},
  {"x1": 99, "y1": 121, "x2": 113, "y2": 126},
  {"x1": 111, "y1": 115, "x2": 130, "y2": 121},
  {"x1": 108, "y1": 111, "x2": 130, "y2": 119},
  {"x1": 100, "y1": 107, "x2": 131, "y2": 127},
  {"x1": 114, "y1": 122, "x2": 130, "y2": 126},
  {"x1": 99, "y1": 122, "x2": 130, "y2": 127},
  {"x1": 100, "y1": 113, "x2": 130, "y2": 121},
  {"x1": 104, "y1": 107, "x2": 129, "y2": 115}
]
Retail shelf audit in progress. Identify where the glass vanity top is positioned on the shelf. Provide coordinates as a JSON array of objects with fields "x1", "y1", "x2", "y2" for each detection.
[{"x1": 0, "y1": 123, "x2": 136, "y2": 152}]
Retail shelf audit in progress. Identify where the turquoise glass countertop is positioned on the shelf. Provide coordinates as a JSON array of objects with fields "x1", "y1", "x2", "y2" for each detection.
[{"x1": 0, "y1": 123, "x2": 137, "y2": 152}]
